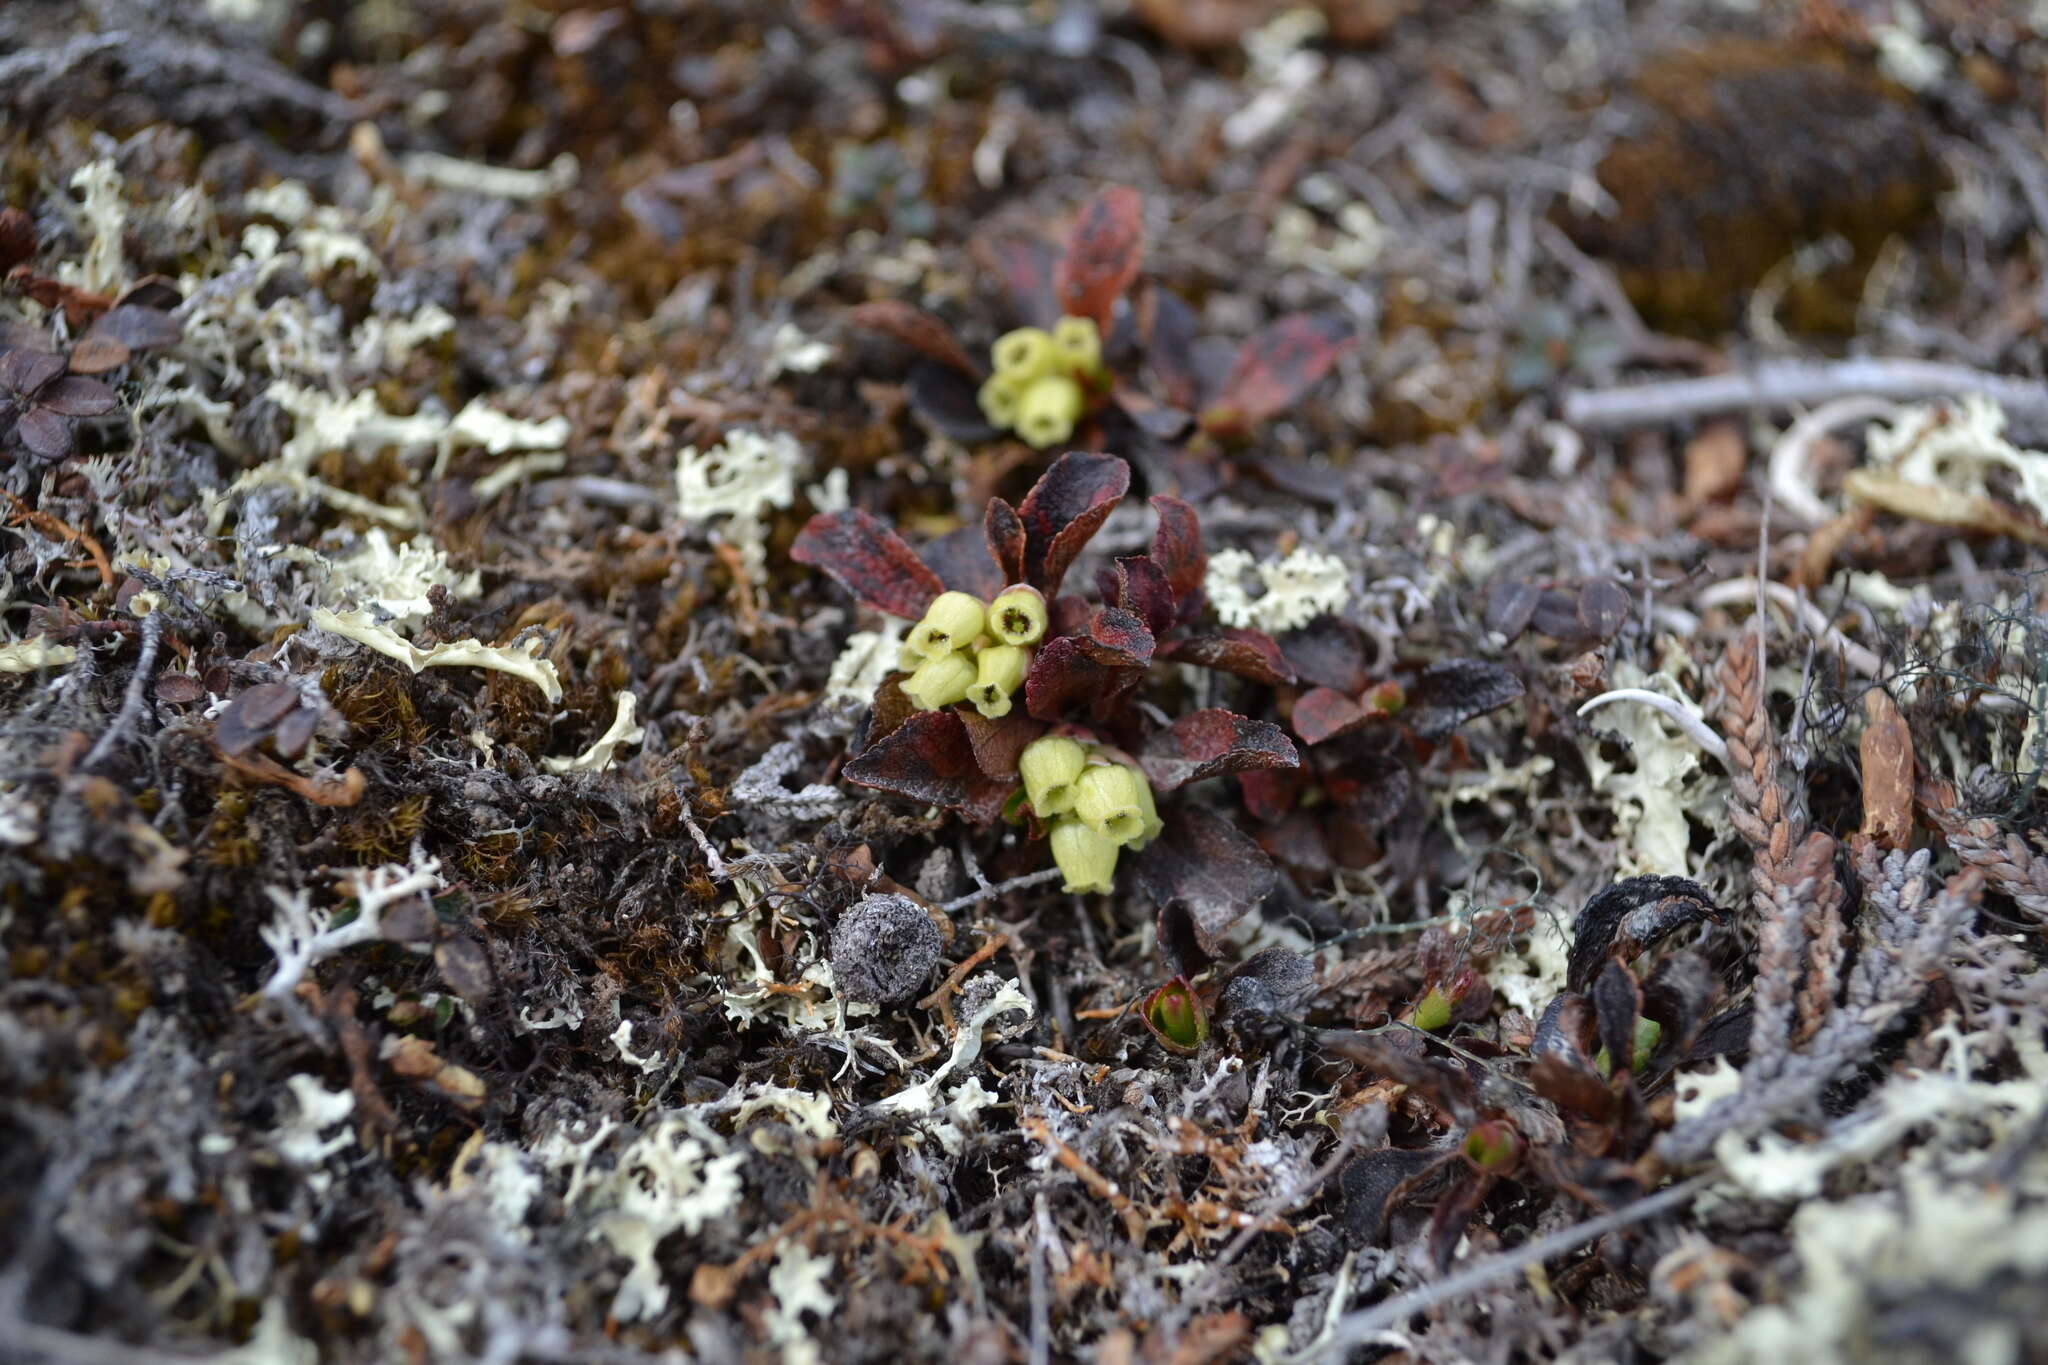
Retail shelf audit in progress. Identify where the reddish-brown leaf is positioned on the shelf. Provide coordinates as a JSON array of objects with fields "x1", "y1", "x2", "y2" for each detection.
[
  {"x1": 984, "y1": 498, "x2": 1027, "y2": 585},
  {"x1": 1280, "y1": 615, "x2": 1370, "y2": 693},
  {"x1": 36, "y1": 375, "x2": 117, "y2": 417},
  {"x1": 1107, "y1": 556, "x2": 1176, "y2": 636},
  {"x1": 1199, "y1": 313, "x2": 1353, "y2": 438},
  {"x1": 1023, "y1": 635, "x2": 1143, "y2": 723},
  {"x1": 65, "y1": 335, "x2": 130, "y2": 375},
  {"x1": 791, "y1": 509, "x2": 945, "y2": 620},
  {"x1": 1017, "y1": 451, "x2": 1130, "y2": 596},
  {"x1": 87, "y1": 303, "x2": 181, "y2": 351},
  {"x1": 1237, "y1": 767, "x2": 1304, "y2": 824},
  {"x1": 1139, "y1": 709, "x2": 1298, "y2": 792},
  {"x1": 958, "y1": 708, "x2": 1046, "y2": 781},
  {"x1": 1290, "y1": 686, "x2": 1368, "y2": 745},
  {"x1": 1161, "y1": 630, "x2": 1295, "y2": 686},
  {"x1": 1054, "y1": 185, "x2": 1144, "y2": 328},
  {"x1": 917, "y1": 524, "x2": 1006, "y2": 601},
  {"x1": 907, "y1": 361, "x2": 1000, "y2": 442},
  {"x1": 1133, "y1": 805, "x2": 1277, "y2": 958},
  {"x1": 1147, "y1": 494, "x2": 1207, "y2": 618},
  {"x1": 850, "y1": 300, "x2": 982, "y2": 378},
  {"x1": 1402, "y1": 658, "x2": 1524, "y2": 740},
  {"x1": 14, "y1": 406, "x2": 73, "y2": 460},
  {"x1": 1077, "y1": 605, "x2": 1156, "y2": 669},
  {"x1": 843, "y1": 709, "x2": 1016, "y2": 824}
]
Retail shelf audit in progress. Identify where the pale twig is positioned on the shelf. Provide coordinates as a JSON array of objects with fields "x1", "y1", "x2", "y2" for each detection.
[
  {"x1": 1306, "y1": 1175, "x2": 1715, "y2": 1359},
  {"x1": 82, "y1": 611, "x2": 165, "y2": 771},
  {"x1": 1696, "y1": 578, "x2": 1884, "y2": 678},
  {"x1": 1765, "y1": 395, "x2": 1900, "y2": 527},
  {"x1": 1576, "y1": 688, "x2": 1731, "y2": 766},
  {"x1": 1562, "y1": 358, "x2": 2048, "y2": 432},
  {"x1": 940, "y1": 866, "x2": 1063, "y2": 913}
]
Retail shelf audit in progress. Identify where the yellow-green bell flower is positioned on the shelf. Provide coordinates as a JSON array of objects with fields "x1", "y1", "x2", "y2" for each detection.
[
  {"x1": 907, "y1": 590, "x2": 986, "y2": 658},
  {"x1": 1049, "y1": 817, "x2": 1119, "y2": 894},
  {"x1": 1016, "y1": 374, "x2": 1081, "y2": 449},
  {"x1": 991, "y1": 326, "x2": 1057, "y2": 382},
  {"x1": 901, "y1": 651, "x2": 976, "y2": 710},
  {"x1": 968, "y1": 644, "x2": 1030, "y2": 719},
  {"x1": 1130, "y1": 770, "x2": 1163, "y2": 849},
  {"x1": 978, "y1": 372, "x2": 1025, "y2": 429},
  {"x1": 988, "y1": 585, "x2": 1048, "y2": 647},
  {"x1": 1073, "y1": 762, "x2": 1148, "y2": 845},
  {"x1": 1052, "y1": 315, "x2": 1103, "y2": 378},
  {"x1": 1019, "y1": 735, "x2": 1087, "y2": 816}
]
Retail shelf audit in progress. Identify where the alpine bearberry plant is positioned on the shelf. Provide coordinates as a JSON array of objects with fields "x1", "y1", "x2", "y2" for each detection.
[
  {"x1": 849, "y1": 186, "x2": 1355, "y2": 477},
  {"x1": 794, "y1": 451, "x2": 1302, "y2": 932}
]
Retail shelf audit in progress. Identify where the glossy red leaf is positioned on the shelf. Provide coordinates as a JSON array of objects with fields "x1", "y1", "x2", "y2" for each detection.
[
  {"x1": 792, "y1": 509, "x2": 945, "y2": 620},
  {"x1": 1147, "y1": 494, "x2": 1207, "y2": 618},
  {"x1": 1237, "y1": 767, "x2": 1304, "y2": 824},
  {"x1": 849, "y1": 299, "x2": 981, "y2": 378},
  {"x1": 984, "y1": 497, "x2": 1026, "y2": 585},
  {"x1": 1017, "y1": 451, "x2": 1130, "y2": 596},
  {"x1": 1132, "y1": 805, "x2": 1277, "y2": 958},
  {"x1": 1292, "y1": 686, "x2": 1368, "y2": 745},
  {"x1": 1138, "y1": 709, "x2": 1298, "y2": 792},
  {"x1": 1199, "y1": 313, "x2": 1353, "y2": 438},
  {"x1": 1054, "y1": 185, "x2": 1144, "y2": 328},
  {"x1": 1160, "y1": 630, "x2": 1295, "y2": 685},
  {"x1": 1077, "y1": 605, "x2": 1156, "y2": 669},
  {"x1": 842, "y1": 709, "x2": 1016, "y2": 824}
]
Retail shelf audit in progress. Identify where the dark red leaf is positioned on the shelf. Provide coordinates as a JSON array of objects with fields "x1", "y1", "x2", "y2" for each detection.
[
  {"x1": 87, "y1": 303, "x2": 182, "y2": 351},
  {"x1": 1402, "y1": 658, "x2": 1524, "y2": 741},
  {"x1": 1078, "y1": 605, "x2": 1155, "y2": 669},
  {"x1": 1531, "y1": 1053, "x2": 1618, "y2": 1123},
  {"x1": 957, "y1": 708, "x2": 1046, "y2": 781},
  {"x1": 917, "y1": 524, "x2": 1006, "y2": 600},
  {"x1": 1321, "y1": 732, "x2": 1411, "y2": 826},
  {"x1": 1237, "y1": 767, "x2": 1304, "y2": 824},
  {"x1": 1159, "y1": 629, "x2": 1294, "y2": 686},
  {"x1": 1427, "y1": 1174, "x2": 1492, "y2": 1270},
  {"x1": 1529, "y1": 589, "x2": 1587, "y2": 640},
  {"x1": 971, "y1": 232, "x2": 1059, "y2": 328},
  {"x1": 1199, "y1": 313, "x2": 1353, "y2": 438},
  {"x1": 791, "y1": 509, "x2": 945, "y2": 620},
  {"x1": 1291, "y1": 686, "x2": 1368, "y2": 745},
  {"x1": 1138, "y1": 283, "x2": 1205, "y2": 411},
  {"x1": 115, "y1": 276, "x2": 184, "y2": 312},
  {"x1": 849, "y1": 300, "x2": 981, "y2": 378},
  {"x1": 1279, "y1": 615, "x2": 1370, "y2": 694},
  {"x1": 1054, "y1": 185, "x2": 1144, "y2": 328},
  {"x1": 1023, "y1": 635, "x2": 1145, "y2": 723},
  {"x1": 842, "y1": 709, "x2": 1016, "y2": 824},
  {"x1": 1138, "y1": 709, "x2": 1298, "y2": 792},
  {"x1": 1132, "y1": 805, "x2": 1277, "y2": 956},
  {"x1": 1147, "y1": 494, "x2": 1207, "y2": 619},
  {"x1": 984, "y1": 498, "x2": 1026, "y2": 585},
  {"x1": 1317, "y1": 1029, "x2": 1478, "y2": 1124},
  {"x1": 1254, "y1": 811, "x2": 1332, "y2": 875},
  {"x1": 1017, "y1": 451, "x2": 1130, "y2": 596},
  {"x1": 1578, "y1": 576, "x2": 1633, "y2": 641},
  {"x1": 14, "y1": 406, "x2": 73, "y2": 460},
  {"x1": 907, "y1": 360, "x2": 1000, "y2": 442},
  {"x1": 36, "y1": 375, "x2": 117, "y2": 417},
  {"x1": 1567, "y1": 875, "x2": 1721, "y2": 993},
  {"x1": 1109, "y1": 557, "x2": 1176, "y2": 637}
]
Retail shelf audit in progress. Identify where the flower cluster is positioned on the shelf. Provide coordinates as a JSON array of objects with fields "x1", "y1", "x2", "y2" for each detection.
[
  {"x1": 976, "y1": 318, "x2": 1103, "y2": 449},
  {"x1": 1017, "y1": 736, "x2": 1160, "y2": 892},
  {"x1": 898, "y1": 586, "x2": 1047, "y2": 718}
]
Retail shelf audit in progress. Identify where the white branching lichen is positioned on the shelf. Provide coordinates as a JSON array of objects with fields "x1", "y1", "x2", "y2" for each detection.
[
  {"x1": 677, "y1": 428, "x2": 806, "y2": 583},
  {"x1": 310, "y1": 608, "x2": 564, "y2": 703},
  {"x1": 544, "y1": 692, "x2": 645, "y2": 774},
  {"x1": 1206, "y1": 547, "x2": 1350, "y2": 634}
]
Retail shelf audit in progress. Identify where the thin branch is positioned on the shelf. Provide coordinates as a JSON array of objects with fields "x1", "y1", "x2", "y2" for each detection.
[
  {"x1": 82, "y1": 611, "x2": 164, "y2": 771},
  {"x1": 1307, "y1": 1175, "x2": 1715, "y2": 1359},
  {"x1": 1563, "y1": 358, "x2": 2048, "y2": 433},
  {"x1": 1576, "y1": 688, "x2": 1730, "y2": 766}
]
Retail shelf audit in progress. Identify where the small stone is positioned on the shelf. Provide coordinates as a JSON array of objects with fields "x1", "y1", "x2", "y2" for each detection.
[{"x1": 830, "y1": 893, "x2": 943, "y2": 1006}]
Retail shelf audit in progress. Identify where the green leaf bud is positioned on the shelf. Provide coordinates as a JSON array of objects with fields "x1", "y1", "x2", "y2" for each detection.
[
  {"x1": 900, "y1": 651, "x2": 976, "y2": 710},
  {"x1": 907, "y1": 590, "x2": 986, "y2": 657},
  {"x1": 1073, "y1": 762, "x2": 1148, "y2": 845},
  {"x1": 1051, "y1": 314, "x2": 1102, "y2": 377},
  {"x1": 1015, "y1": 374, "x2": 1081, "y2": 450},
  {"x1": 968, "y1": 644, "x2": 1031, "y2": 719},
  {"x1": 988, "y1": 585, "x2": 1048, "y2": 646},
  {"x1": 1019, "y1": 735, "x2": 1087, "y2": 816},
  {"x1": 1410, "y1": 984, "x2": 1453, "y2": 1033},
  {"x1": 991, "y1": 326, "x2": 1057, "y2": 381},
  {"x1": 1049, "y1": 817, "x2": 1119, "y2": 894},
  {"x1": 1143, "y1": 976, "x2": 1209, "y2": 1052},
  {"x1": 978, "y1": 372, "x2": 1025, "y2": 429}
]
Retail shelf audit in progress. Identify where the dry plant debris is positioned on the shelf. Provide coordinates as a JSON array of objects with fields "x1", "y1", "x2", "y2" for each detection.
[{"x1": 3, "y1": 2, "x2": 2048, "y2": 1362}]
